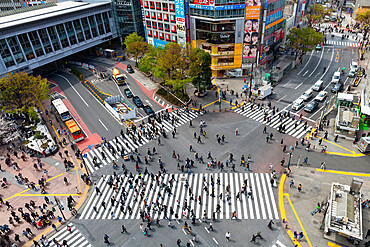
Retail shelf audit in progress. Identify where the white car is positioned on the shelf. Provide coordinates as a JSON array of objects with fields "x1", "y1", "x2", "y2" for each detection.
[
  {"x1": 350, "y1": 61, "x2": 358, "y2": 72},
  {"x1": 348, "y1": 68, "x2": 356, "y2": 78},
  {"x1": 312, "y1": 80, "x2": 324, "y2": 91},
  {"x1": 331, "y1": 71, "x2": 341, "y2": 84},
  {"x1": 300, "y1": 89, "x2": 313, "y2": 101},
  {"x1": 314, "y1": 91, "x2": 328, "y2": 101},
  {"x1": 292, "y1": 98, "x2": 304, "y2": 111}
]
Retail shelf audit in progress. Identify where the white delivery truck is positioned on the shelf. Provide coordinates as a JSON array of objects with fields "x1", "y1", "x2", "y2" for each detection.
[
  {"x1": 358, "y1": 137, "x2": 370, "y2": 153},
  {"x1": 252, "y1": 85, "x2": 273, "y2": 99}
]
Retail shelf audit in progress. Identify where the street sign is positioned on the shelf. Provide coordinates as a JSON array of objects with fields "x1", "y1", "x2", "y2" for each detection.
[{"x1": 83, "y1": 154, "x2": 87, "y2": 159}]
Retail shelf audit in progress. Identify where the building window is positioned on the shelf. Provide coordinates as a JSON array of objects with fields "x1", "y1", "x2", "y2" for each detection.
[
  {"x1": 56, "y1": 24, "x2": 69, "y2": 48},
  {"x1": 156, "y1": 2, "x2": 161, "y2": 9},
  {"x1": 165, "y1": 24, "x2": 169, "y2": 31},
  {"x1": 170, "y1": 15, "x2": 175, "y2": 22},
  {"x1": 95, "y1": 14, "x2": 105, "y2": 35},
  {"x1": 102, "y1": 12, "x2": 111, "y2": 33},
  {"x1": 151, "y1": 12, "x2": 156, "y2": 19},
  {"x1": 158, "y1": 23, "x2": 163, "y2": 30},
  {"x1": 81, "y1": 17, "x2": 92, "y2": 40},
  {"x1": 0, "y1": 39, "x2": 15, "y2": 67},
  {"x1": 154, "y1": 31, "x2": 158, "y2": 37},
  {"x1": 171, "y1": 25, "x2": 176, "y2": 33},
  {"x1": 88, "y1": 16, "x2": 99, "y2": 38},
  {"x1": 157, "y1": 12, "x2": 162, "y2": 20},
  {"x1": 145, "y1": 10, "x2": 150, "y2": 18},
  {"x1": 65, "y1": 22, "x2": 77, "y2": 46},
  {"x1": 6, "y1": 36, "x2": 25, "y2": 64},
  {"x1": 28, "y1": 31, "x2": 44, "y2": 57},
  {"x1": 144, "y1": 1, "x2": 148, "y2": 7},
  {"x1": 152, "y1": 21, "x2": 157, "y2": 29},
  {"x1": 73, "y1": 19, "x2": 85, "y2": 43},
  {"x1": 149, "y1": 1, "x2": 154, "y2": 8},
  {"x1": 164, "y1": 13, "x2": 169, "y2": 21},
  {"x1": 47, "y1": 26, "x2": 61, "y2": 51},
  {"x1": 148, "y1": 30, "x2": 152, "y2": 36},
  {"x1": 162, "y1": 2, "x2": 167, "y2": 10},
  {"x1": 169, "y1": 3, "x2": 174, "y2": 11},
  {"x1": 38, "y1": 28, "x2": 53, "y2": 54},
  {"x1": 17, "y1": 33, "x2": 35, "y2": 60}
]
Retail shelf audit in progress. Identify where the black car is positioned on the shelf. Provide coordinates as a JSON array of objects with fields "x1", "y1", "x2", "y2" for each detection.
[
  {"x1": 127, "y1": 64, "x2": 134, "y2": 74},
  {"x1": 143, "y1": 105, "x2": 155, "y2": 117},
  {"x1": 133, "y1": 96, "x2": 143, "y2": 108},
  {"x1": 331, "y1": 82, "x2": 343, "y2": 93},
  {"x1": 124, "y1": 88, "x2": 133, "y2": 98},
  {"x1": 304, "y1": 100, "x2": 319, "y2": 113}
]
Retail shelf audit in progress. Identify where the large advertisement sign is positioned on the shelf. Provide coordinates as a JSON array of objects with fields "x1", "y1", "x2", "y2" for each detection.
[
  {"x1": 175, "y1": 0, "x2": 186, "y2": 47},
  {"x1": 243, "y1": 5, "x2": 260, "y2": 62},
  {"x1": 193, "y1": 0, "x2": 214, "y2": 5}
]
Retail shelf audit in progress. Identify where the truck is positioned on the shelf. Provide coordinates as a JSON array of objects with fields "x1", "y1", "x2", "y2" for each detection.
[
  {"x1": 358, "y1": 137, "x2": 370, "y2": 153},
  {"x1": 252, "y1": 85, "x2": 273, "y2": 99},
  {"x1": 112, "y1": 68, "x2": 126, "y2": 86}
]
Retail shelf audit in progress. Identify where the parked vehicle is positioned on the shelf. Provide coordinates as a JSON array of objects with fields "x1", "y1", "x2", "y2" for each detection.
[
  {"x1": 292, "y1": 98, "x2": 304, "y2": 111},
  {"x1": 314, "y1": 91, "x2": 328, "y2": 101},
  {"x1": 312, "y1": 80, "x2": 324, "y2": 91},
  {"x1": 304, "y1": 100, "x2": 319, "y2": 113},
  {"x1": 133, "y1": 95, "x2": 143, "y2": 108}
]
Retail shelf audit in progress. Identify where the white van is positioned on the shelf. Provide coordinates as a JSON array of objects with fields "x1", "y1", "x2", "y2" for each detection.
[
  {"x1": 331, "y1": 71, "x2": 341, "y2": 84},
  {"x1": 300, "y1": 88, "x2": 314, "y2": 101},
  {"x1": 292, "y1": 98, "x2": 304, "y2": 111},
  {"x1": 312, "y1": 80, "x2": 324, "y2": 91},
  {"x1": 350, "y1": 61, "x2": 358, "y2": 72}
]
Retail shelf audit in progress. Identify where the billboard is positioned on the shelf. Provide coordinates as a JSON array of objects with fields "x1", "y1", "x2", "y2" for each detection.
[
  {"x1": 193, "y1": 0, "x2": 214, "y2": 5},
  {"x1": 175, "y1": 0, "x2": 186, "y2": 47},
  {"x1": 243, "y1": 5, "x2": 260, "y2": 61}
]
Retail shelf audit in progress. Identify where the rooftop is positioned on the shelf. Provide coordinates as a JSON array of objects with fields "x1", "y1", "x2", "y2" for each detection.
[{"x1": 0, "y1": 1, "x2": 110, "y2": 30}]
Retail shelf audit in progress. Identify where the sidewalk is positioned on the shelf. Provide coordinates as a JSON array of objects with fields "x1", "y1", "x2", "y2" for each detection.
[
  {"x1": 0, "y1": 100, "x2": 88, "y2": 246},
  {"x1": 281, "y1": 166, "x2": 370, "y2": 247}
]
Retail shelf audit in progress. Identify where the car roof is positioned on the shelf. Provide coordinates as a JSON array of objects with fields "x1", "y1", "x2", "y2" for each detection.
[
  {"x1": 304, "y1": 88, "x2": 313, "y2": 93},
  {"x1": 315, "y1": 80, "x2": 323, "y2": 84},
  {"x1": 295, "y1": 98, "x2": 304, "y2": 103},
  {"x1": 319, "y1": 91, "x2": 327, "y2": 94},
  {"x1": 334, "y1": 71, "x2": 340, "y2": 75}
]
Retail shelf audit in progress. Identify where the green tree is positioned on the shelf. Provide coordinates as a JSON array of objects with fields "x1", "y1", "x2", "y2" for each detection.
[
  {"x1": 0, "y1": 72, "x2": 49, "y2": 117},
  {"x1": 286, "y1": 27, "x2": 325, "y2": 57},
  {"x1": 127, "y1": 41, "x2": 150, "y2": 66},
  {"x1": 123, "y1": 32, "x2": 144, "y2": 47},
  {"x1": 355, "y1": 9, "x2": 370, "y2": 46},
  {"x1": 138, "y1": 46, "x2": 160, "y2": 73},
  {"x1": 188, "y1": 48, "x2": 212, "y2": 93},
  {"x1": 307, "y1": 4, "x2": 326, "y2": 26}
]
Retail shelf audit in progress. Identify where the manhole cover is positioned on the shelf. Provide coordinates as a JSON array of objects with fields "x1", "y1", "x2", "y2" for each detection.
[
  {"x1": 313, "y1": 220, "x2": 319, "y2": 225},
  {"x1": 311, "y1": 171, "x2": 315, "y2": 174}
]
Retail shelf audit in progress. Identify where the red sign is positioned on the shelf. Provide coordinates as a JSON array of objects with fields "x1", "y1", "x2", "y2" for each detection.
[{"x1": 193, "y1": 0, "x2": 214, "y2": 5}]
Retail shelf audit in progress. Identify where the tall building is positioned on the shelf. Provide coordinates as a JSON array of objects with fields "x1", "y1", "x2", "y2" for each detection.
[
  {"x1": 189, "y1": 0, "x2": 285, "y2": 77},
  {"x1": 140, "y1": 0, "x2": 187, "y2": 47},
  {"x1": 0, "y1": 1, "x2": 118, "y2": 76},
  {"x1": 112, "y1": 0, "x2": 145, "y2": 42},
  {"x1": 0, "y1": 0, "x2": 25, "y2": 11}
]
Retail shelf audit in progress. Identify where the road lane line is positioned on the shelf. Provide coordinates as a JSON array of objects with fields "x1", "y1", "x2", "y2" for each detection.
[
  {"x1": 320, "y1": 47, "x2": 335, "y2": 80},
  {"x1": 282, "y1": 80, "x2": 292, "y2": 88},
  {"x1": 295, "y1": 82, "x2": 303, "y2": 89},
  {"x1": 55, "y1": 74, "x2": 89, "y2": 107},
  {"x1": 298, "y1": 51, "x2": 313, "y2": 75},
  {"x1": 213, "y1": 238, "x2": 219, "y2": 245},
  {"x1": 308, "y1": 47, "x2": 325, "y2": 77},
  {"x1": 302, "y1": 70, "x2": 309, "y2": 76},
  {"x1": 277, "y1": 95, "x2": 287, "y2": 102},
  {"x1": 98, "y1": 119, "x2": 108, "y2": 131}
]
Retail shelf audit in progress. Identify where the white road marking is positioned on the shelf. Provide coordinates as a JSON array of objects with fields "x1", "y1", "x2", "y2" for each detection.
[
  {"x1": 282, "y1": 80, "x2": 292, "y2": 88},
  {"x1": 54, "y1": 74, "x2": 89, "y2": 107},
  {"x1": 99, "y1": 119, "x2": 108, "y2": 131},
  {"x1": 182, "y1": 229, "x2": 187, "y2": 235},
  {"x1": 189, "y1": 240, "x2": 195, "y2": 246},
  {"x1": 204, "y1": 227, "x2": 210, "y2": 233},
  {"x1": 308, "y1": 47, "x2": 325, "y2": 77},
  {"x1": 295, "y1": 82, "x2": 303, "y2": 89},
  {"x1": 302, "y1": 70, "x2": 309, "y2": 76},
  {"x1": 213, "y1": 237, "x2": 219, "y2": 245},
  {"x1": 277, "y1": 95, "x2": 287, "y2": 102},
  {"x1": 297, "y1": 51, "x2": 313, "y2": 75},
  {"x1": 320, "y1": 47, "x2": 335, "y2": 81}
]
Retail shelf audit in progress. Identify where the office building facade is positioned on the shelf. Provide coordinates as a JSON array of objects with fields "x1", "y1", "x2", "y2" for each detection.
[{"x1": 0, "y1": 1, "x2": 117, "y2": 76}]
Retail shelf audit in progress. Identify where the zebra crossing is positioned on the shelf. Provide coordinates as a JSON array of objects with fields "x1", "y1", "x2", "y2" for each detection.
[
  {"x1": 80, "y1": 172, "x2": 279, "y2": 220},
  {"x1": 325, "y1": 40, "x2": 361, "y2": 47},
  {"x1": 234, "y1": 103, "x2": 312, "y2": 139},
  {"x1": 272, "y1": 240, "x2": 288, "y2": 247},
  {"x1": 35, "y1": 223, "x2": 91, "y2": 247},
  {"x1": 83, "y1": 109, "x2": 202, "y2": 173},
  {"x1": 153, "y1": 94, "x2": 173, "y2": 109}
]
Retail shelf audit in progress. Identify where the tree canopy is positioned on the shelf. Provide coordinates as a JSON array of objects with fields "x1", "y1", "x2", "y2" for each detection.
[
  {"x1": 286, "y1": 27, "x2": 325, "y2": 55},
  {"x1": 0, "y1": 72, "x2": 49, "y2": 115},
  {"x1": 306, "y1": 4, "x2": 328, "y2": 25},
  {"x1": 355, "y1": 10, "x2": 370, "y2": 40},
  {"x1": 124, "y1": 32, "x2": 144, "y2": 47},
  {"x1": 126, "y1": 41, "x2": 150, "y2": 66}
]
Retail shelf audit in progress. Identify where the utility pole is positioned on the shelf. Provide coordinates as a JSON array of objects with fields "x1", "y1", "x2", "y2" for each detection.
[{"x1": 54, "y1": 196, "x2": 67, "y2": 221}]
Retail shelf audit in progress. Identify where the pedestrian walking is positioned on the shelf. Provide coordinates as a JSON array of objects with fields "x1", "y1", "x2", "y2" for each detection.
[
  {"x1": 320, "y1": 162, "x2": 326, "y2": 170},
  {"x1": 64, "y1": 177, "x2": 68, "y2": 186},
  {"x1": 289, "y1": 179, "x2": 294, "y2": 188},
  {"x1": 67, "y1": 225, "x2": 72, "y2": 233},
  {"x1": 231, "y1": 211, "x2": 237, "y2": 219},
  {"x1": 298, "y1": 184, "x2": 302, "y2": 192},
  {"x1": 104, "y1": 234, "x2": 110, "y2": 245},
  {"x1": 256, "y1": 231, "x2": 263, "y2": 239},
  {"x1": 121, "y1": 225, "x2": 127, "y2": 233},
  {"x1": 268, "y1": 220, "x2": 274, "y2": 230},
  {"x1": 251, "y1": 234, "x2": 256, "y2": 242},
  {"x1": 177, "y1": 239, "x2": 181, "y2": 247},
  {"x1": 52, "y1": 224, "x2": 57, "y2": 231},
  {"x1": 225, "y1": 232, "x2": 231, "y2": 241}
]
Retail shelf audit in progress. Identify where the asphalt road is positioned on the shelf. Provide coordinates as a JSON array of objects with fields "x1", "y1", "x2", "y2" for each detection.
[
  {"x1": 269, "y1": 33, "x2": 359, "y2": 121},
  {"x1": 48, "y1": 70, "x2": 123, "y2": 140}
]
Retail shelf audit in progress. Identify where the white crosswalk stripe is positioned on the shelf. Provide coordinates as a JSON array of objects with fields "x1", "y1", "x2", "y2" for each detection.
[
  {"x1": 79, "y1": 172, "x2": 279, "y2": 220},
  {"x1": 83, "y1": 109, "x2": 202, "y2": 173},
  {"x1": 271, "y1": 240, "x2": 287, "y2": 247},
  {"x1": 34, "y1": 224, "x2": 92, "y2": 247},
  {"x1": 234, "y1": 103, "x2": 312, "y2": 139},
  {"x1": 325, "y1": 40, "x2": 361, "y2": 47}
]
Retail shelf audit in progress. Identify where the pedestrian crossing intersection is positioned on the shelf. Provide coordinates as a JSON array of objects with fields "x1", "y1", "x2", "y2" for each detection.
[
  {"x1": 79, "y1": 172, "x2": 279, "y2": 220},
  {"x1": 83, "y1": 109, "x2": 202, "y2": 173},
  {"x1": 325, "y1": 40, "x2": 361, "y2": 47},
  {"x1": 272, "y1": 240, "x2": 288, "y2": 247},
  {"x1": 35, "y1": 223, "x2": 91, "y2": 247},
  {"x1": 234, "y1": 103, "x2": 312, "y2": 139}
]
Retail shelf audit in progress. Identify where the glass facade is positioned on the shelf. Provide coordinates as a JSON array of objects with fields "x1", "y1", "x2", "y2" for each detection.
[
  {"x1": 0, "y1": 11, "x2": 113, "y2": 69},
  {"x1": 114, "y1": 0, "x2": 144, "y2": 39}
]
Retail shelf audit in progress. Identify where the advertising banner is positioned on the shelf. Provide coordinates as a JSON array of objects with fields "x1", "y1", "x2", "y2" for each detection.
[
  {"x1": 243, "y1": 4, "x2": 260, "y2": 62},
  {"x1": 193, "y1": 0, "x2": 214, "y2": 6},
  {"x1": 175, "y1": 0, "x2": 186, "y2": 47}
]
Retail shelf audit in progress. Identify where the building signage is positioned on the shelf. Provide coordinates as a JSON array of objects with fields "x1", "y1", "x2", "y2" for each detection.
[
  {"x1": 193, "y1": 0, "x2": 214, "y2": 5},
  {"x1": 175, "y1": 0, "x2": 185, "y2": 19},
  {"x1": 243, "y1": 5, "x2": 260, "y2": 62},
  {"x1": 175, "y1": 0, "x2": 186, "y2": 47},
  {"x1": 189, "y1": 4, "x2": 245, "y2": 10}
]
